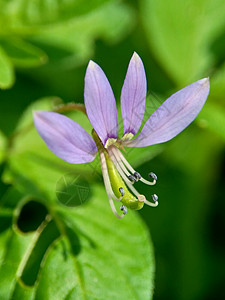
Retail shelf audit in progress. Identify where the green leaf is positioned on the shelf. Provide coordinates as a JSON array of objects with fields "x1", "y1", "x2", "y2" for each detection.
[
  {"x1": 0, "y1": 185, "x2": 155, "y2": 300},
  {"x1": 0, "y1": 0, "x2": 119, "y2": 29},
  {"x1": 28, "y1": 1, "x2": 135, "y2": 68},
  {"x1": 0, "y1": 46, "x2": 14, "y2": 89},
  {"x1": 0, "y1": 1, "x2": 135, "y2": 69},
  {"x1": 198, "y1": 102, "x2": 225, "y2": 142},
  {"x1": 56, "y1": 187, "x2": 154, "y2": 300},
  {"x1": 140, "y1": 0, "x2": 225, "y2": 85},
  {"x1": 0, "y1": 225, "x2": 34, "y2": 300},
  {"x1": 0, "y1": 0, "x2": 134, "y2": 90},
  {"x1": 0, "y1": 130, "x2": 7, "y2": 163},
  {"x1": 211, "y1": 62, "x2": 225, "y2": 101},
  {"x1": 0, "y1": 38, "x2": 48, "y2": 68}
]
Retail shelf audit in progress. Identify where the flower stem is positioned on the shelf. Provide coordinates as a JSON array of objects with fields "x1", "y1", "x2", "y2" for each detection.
[{"x1": 54, "y1": 103, "x2": 87, "y2": 116}]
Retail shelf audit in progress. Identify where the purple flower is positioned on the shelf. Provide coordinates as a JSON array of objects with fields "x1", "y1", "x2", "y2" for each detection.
[{"x1": 33, "y1": 52, "x2": 210, "y2": 219}]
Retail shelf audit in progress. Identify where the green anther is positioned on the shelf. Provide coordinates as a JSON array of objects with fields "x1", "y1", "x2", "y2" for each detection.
[{"x1": 92, "y1": 129, "x2": 144, "y2": 211}]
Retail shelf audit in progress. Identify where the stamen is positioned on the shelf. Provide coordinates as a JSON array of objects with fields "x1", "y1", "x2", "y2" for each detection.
[
  {"x1": 109, "y1": 198, "x2": 126, "y2": 219},
  {"x1": 112, "y1": 146, "x2": 136, "y2": 173},
  {"x1": 108, "y1": 148, "x2": 140, "y2": 198},
  {"x1": 139, "y1": 194, "x2": 159, "y2": 207},
  {"x1": 139, "y1": 173, "x2": 157, "y2": 185},
  {"x1": 107, "y1": 146, "x2": 159, "y2": 213},
  {"x1": 112, "y1": 147, "x2": 157, "y2": 186},
  {"x1": 99, "y1": 152, "x2": 124, "y2": 203},
  {"x1": 110, "y1": 146, "x2": 133, "y2": 179},
  {"x1": 138, "y1": 194, "x2": 158, "y2": 207},
  {"x1": 99, "y1": 152, "x2": 126, "y2": 219},
  {"x1": 110, "y1": 146, "x2": 138, "y2": 192}
]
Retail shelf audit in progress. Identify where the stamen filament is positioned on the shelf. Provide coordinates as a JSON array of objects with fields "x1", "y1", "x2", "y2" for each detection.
[
  {"x1": 110, "y1": 146, "x2": 133, "y2": 179},
  {"x1": 144, "y1": 199, "x2": 159, "y2": 207},
  {"x1": 99, "y1": 152, "x2": 126, "y2": 219},
  {"x1": 112, "y1": 146, "x2": 136, "y2": 173},
  {"x1": 112, "y1": 147, "x2": 157, "y2": 186},
  {"x1": 138, "y1": 194, "x2": 159, "y2": 207},
  {"x1": 108, "y1": 148, "x2": 140, "y2": 198},
  {"x1": 99, "y1": 152, "x2": 124, "y2": 203},
  {"x1": 94, "y1": 129, "x2": 158, "y2": 215},
  {"x1": 109, "y1": 197, "x2": 126, "y2": 219},
  {"x1": 140, "y1": 177, "x2": 157, "y2": 186}
]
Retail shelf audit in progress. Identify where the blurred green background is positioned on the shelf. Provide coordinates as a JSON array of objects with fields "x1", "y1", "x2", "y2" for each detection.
[{"x1": 0, "y1": 0, "x2": 225, "y2": 299}]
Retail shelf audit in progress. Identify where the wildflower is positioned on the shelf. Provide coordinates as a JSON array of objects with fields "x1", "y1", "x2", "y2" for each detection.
[{"x1": 33, "y1": 52, "x2": 210, "y2": 219}]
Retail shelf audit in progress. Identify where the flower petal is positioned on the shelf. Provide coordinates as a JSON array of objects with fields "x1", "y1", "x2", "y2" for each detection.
[
  {"x1": 33, "y1": 111, "x2": 97, "y2": 164},
  {"x1": 84, "y1": 60, "x2": 118, "y2": 146},
  {"x1": 121, "y1": 52, "x2": 147, "y2": 136},
  {"x1": 125, "y1": 78, "x2": 210, "y2": 147}
]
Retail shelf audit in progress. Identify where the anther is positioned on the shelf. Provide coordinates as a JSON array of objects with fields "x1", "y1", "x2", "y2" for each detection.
[
  {"x1": 119, "y1": 187, "x2": 125, "y2": 197},
  {"x1": 128, "y1": 175, "x2": 137, "y2": 183},
  {"x1": 152, "y1": 194, "x2": 158, "y2": 202},
  {"x1": 143, "y1": 194, "x2": 159, "y2": 207},
  {"x1": 120, "y1": 205, "x2": 127, "y2": 215},
  {"x1": 148, "y1": 172, "x2": 157, "y2": 181},
  {"x1": 133, "y1": 171, "x2": 141, "y2": 180}
]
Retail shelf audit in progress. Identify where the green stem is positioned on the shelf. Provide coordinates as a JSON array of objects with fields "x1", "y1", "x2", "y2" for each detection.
[{"x1": 54, "y1": 103, "x2": 87, "y2": 116}]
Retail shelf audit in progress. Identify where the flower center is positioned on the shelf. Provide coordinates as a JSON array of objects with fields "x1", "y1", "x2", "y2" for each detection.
[{"x1": 104, "y1": 137, "x2": 117, "y2": 148}]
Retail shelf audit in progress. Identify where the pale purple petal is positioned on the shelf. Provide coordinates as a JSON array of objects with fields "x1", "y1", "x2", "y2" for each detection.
[
  {"x1": 121, "y1": 52, "x2": 147, "y2": 136},
  {"x1": 33, "y1": 111, "x2": 97, "y2": 164},
  {"x1": 125, "y1": 78, "x2": 210, "y2": 147},
  {"x1": 84, "y1": 60, "x2": 118, "y2": 146}
]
